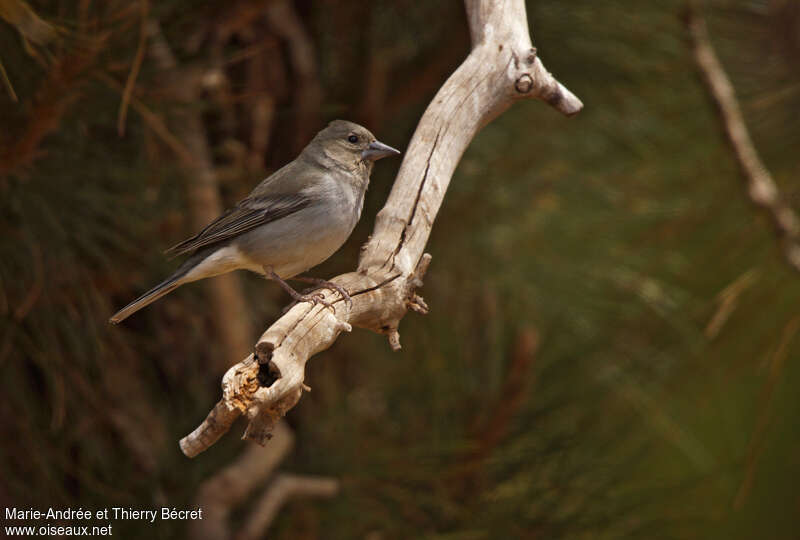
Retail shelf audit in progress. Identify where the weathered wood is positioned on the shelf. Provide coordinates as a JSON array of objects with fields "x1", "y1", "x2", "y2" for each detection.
[{"x1": 179, "y1": 0, "x2": 582, "y2": 458}]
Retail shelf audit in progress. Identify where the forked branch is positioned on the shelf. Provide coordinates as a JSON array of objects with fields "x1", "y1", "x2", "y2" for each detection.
[{"x1": 180, "y1": 0, "x2": 582, "y2": 458}]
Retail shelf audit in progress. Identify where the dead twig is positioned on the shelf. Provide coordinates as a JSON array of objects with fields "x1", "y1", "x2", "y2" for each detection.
[
  {"x1": 237, "y1": 473, "x2": 339, "y2": 540},
  {"x1": 0, "y1": 39, "x2": 103, "y2": 177},
  {"x1": 685, "y1": 6, "x2": 800, "y2": 271},
  {"x1": 117, "y1": 0, "x2": 149, "y2": 136},
  {"x1": 190, "y1": 421, "x2": 293, "y2": 540},
  {"x1": 733, "y1": 316, "x2": 800, "y2": 509}
]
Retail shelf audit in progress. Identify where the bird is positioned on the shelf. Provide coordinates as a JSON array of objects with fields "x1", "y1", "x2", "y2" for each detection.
[{"x1": 109, "y1": 120, "x2": 400, "y2": 324}]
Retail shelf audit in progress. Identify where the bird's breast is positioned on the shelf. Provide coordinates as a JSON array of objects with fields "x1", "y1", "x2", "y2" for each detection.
[{"x1": 234, "y1": 193, "x2": 360, "y2": 279}]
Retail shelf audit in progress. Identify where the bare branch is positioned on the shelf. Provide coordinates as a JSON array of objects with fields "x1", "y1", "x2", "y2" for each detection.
[
  {"x1": 685, "y1": 6, "x2": 800, "y2": 271},
  {"x1": 237, "y1": 474, "x2": 339, "y2": 540},
  {"x1": 180, "y1": 0, "x2": 582, "y2": 457},
  {"x1": 189, "y1": 421, "x2": 294, "y2": 539}
]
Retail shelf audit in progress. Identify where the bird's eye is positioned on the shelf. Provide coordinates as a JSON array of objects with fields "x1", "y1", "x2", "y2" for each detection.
[{"x1": 348, "y1": 135, "x2": 359, "y2": 143}]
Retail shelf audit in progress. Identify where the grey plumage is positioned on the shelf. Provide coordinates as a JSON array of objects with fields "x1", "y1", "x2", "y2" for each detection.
[{"x1": 110, "y1": 120, "x2": 400, "y2": 324}]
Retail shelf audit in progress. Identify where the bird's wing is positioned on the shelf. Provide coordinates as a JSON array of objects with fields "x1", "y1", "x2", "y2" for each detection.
[{"x1": 165, "y1": 193, "x2": 312, "y2": 256}]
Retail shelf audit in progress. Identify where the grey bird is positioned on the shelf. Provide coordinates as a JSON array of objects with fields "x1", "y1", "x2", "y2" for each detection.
[{"x1": 109, "y1": 120, "x2": 400, "y2": 324}]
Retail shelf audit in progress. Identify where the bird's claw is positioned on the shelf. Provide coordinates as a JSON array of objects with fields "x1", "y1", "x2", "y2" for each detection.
[
  {"x1": 301, "y1": 292, "x2": 335, "y2": 312},
  {"x1": 293, "y1": 277, "x2": 352, "y2": 308},
  {"x1": 285, "y1": 291, "x2": 335, "y2": 313},
  {"x1": 266, "y1": 267, "x2": 348, "y2": 312},
  {"x1": 326, "y1": 283, "x2": 352, "y2": 308}
]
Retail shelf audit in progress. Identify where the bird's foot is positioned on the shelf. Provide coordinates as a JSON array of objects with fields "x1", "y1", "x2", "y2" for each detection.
[
  {"x1": 289, "y1": 291, "x2": 335, "y2": 312},
  {"x1": 292, "y1": 276, "x2": 352, "y2": 307},
  {"x1": 264, "y1": 266, "x2": 336, "y2": 312}
]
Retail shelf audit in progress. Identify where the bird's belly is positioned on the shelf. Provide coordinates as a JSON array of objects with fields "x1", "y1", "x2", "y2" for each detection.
[
  {"x1": 183, "y1": 245, "x2": 253, "y2": 281},
  {"x1": 235, "y1": 206, "x2": 354, "y2": 279}
]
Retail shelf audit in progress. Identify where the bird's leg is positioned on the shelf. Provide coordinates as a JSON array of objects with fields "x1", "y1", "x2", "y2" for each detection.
[
  {"x1": 263, "y1": 266, "x2": 334, "y2": 311},
  {"x1": 291, "y1": 276, "x2": 352, "y2": 307}
]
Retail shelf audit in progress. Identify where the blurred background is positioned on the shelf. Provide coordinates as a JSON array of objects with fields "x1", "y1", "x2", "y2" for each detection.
[{"x1": 1, "y1": 0, "x2": 799, "y2": 538}]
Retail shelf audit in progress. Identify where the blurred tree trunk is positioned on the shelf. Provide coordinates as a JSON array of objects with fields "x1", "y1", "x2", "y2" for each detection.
[
  {"x1": 264, "y1": 0, "x2": 322, "y2": 154},
  {"x1": 148, "y1": 22, "x2": 253, "y2": 366}
]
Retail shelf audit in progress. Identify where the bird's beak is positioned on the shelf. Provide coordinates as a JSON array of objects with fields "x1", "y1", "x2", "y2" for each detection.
[{"x1": 361, "y1": 140, "x2": 401, "y2": 161}]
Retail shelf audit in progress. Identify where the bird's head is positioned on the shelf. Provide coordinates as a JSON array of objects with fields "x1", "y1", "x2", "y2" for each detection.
[{"x1": 309, "y1": 120, "x2": 401, "y2": 171}]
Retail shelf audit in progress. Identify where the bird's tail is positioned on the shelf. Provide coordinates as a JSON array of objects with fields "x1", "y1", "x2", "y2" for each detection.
[{"x1": 109, "y1": 275, "x2": 185, "y2": 324}]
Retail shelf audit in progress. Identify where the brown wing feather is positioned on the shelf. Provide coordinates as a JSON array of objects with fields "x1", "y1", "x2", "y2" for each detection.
[{"x1": 165, "y1": 194, "x2": 312, "y2": 256}]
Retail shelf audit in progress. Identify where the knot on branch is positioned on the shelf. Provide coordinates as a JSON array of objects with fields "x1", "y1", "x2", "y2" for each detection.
[
  {"x1": 497, "y1": 43, "x2": 582, "y2": 115},
  {"x1": 515, "y1": 74, "x2": 533, "y2": 94}
]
